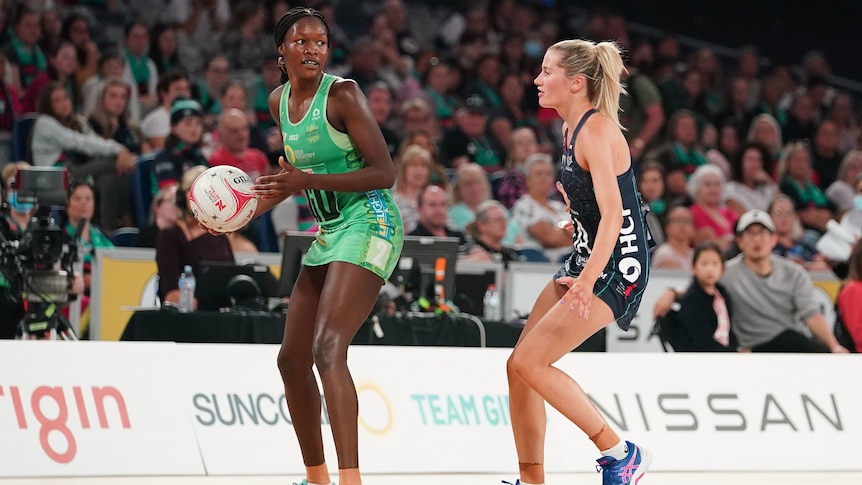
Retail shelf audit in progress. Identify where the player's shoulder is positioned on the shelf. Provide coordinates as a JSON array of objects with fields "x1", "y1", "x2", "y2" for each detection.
[
  {"x1": 328, "y1": 76, "x2": 362, "y2": 100},
  {"x1": 581, "y1": 111, "x2": 626, "y2": 146}
]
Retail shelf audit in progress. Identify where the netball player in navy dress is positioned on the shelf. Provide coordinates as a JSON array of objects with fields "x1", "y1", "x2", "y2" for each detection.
[{"x1": 506, "y1": 40, "x2": 653, "y2": 485}]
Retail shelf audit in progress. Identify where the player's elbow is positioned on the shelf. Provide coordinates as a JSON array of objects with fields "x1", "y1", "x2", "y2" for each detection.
[{"x1": 379, "y1": 166, "x2": 396, "y2": 189}]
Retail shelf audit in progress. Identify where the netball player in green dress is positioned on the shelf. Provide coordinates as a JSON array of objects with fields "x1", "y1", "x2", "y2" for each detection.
[{"x1": 250, "y1": 8, "x2": 403, "y2": 485}]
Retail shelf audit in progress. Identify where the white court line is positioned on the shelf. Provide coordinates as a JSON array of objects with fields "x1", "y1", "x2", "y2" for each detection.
[{"x1": 1, "y1": 473, "x2": 860, "y2": 485}]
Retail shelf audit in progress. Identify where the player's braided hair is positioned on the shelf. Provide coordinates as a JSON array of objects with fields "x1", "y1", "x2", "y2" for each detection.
[{"x1": 273, "y1": 7, "x2": 332, "y2": 85}]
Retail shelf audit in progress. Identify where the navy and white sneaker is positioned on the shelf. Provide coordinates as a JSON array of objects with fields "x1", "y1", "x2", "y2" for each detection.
[{"x1": 595, "y1": 441, "x2": 653, "y2": 484}]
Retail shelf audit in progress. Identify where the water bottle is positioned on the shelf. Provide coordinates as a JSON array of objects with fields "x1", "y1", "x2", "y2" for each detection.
[
  {"x1": 178, "y1": 265, "x2": 196, "y2": 313},
  {"x1": 483, "y1": 284, "x2": 501, "y2": 321}
]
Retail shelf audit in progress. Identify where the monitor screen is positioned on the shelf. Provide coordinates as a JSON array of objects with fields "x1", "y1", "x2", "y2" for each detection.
[
  {"x1": 277, "y1": 231, "x2": 318, "y2": 297},
  {"x1": 15, "y1": 166, "x2": 69, "y2": 207},
  {"x1": 391, "y1": 236, "x2": 460, "y2": 302},
  {"x1": 196, "y1": 261, "x2": 279, "y2": 312}
]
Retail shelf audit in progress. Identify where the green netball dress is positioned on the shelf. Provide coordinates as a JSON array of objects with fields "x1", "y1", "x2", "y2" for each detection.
[{"x1": 280, "y1": 73, "x2": 403, "y2": 280}]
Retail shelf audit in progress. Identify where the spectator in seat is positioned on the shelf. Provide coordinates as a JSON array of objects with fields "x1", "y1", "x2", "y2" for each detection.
[
  {"x1": 777, "y1": 141, "x2": 835, "y2": 234},
  {"x1": 151, "y1": 98, "x2": 208, "y2": 192},
  {"x1": 667, "y1": 241, "x2": 738, "y2": 352},
  {"x1": 30, "y1": 82, "x2": 135, "y2": 231},
  {"x1": 209, "y1": 109, "x2": 268, "y2": 180},
  {"x1": 4, "y1": 7, "x2": 46, "y2": 93},
  {"x1": 149, "y1": 23, "x2": 184, "y2": 76},
  {"x1": 837, "y1": 239, "x2": 862, "y2": 352},
  {"x1": 392, "y1": 144, "x2": 434, "y2": 234},
  {"x1": 121, "y1": 21, "x2": 158, "y2": 115},
  {"x1": 651, "y1": 205, "x2": 694, "y2": 269},
  {"x1": 512, "y1": 154, "x2": 571, "y2": 263},
  {"x1": 643, "y1": 110, "x2": 707, "y2": 206},
  {"x1": 768, "y1": 194, "x2": 830, "y2": 271},
  {"x1": 60, "y1": 12, "x2": 99, "y2": 87},
  {"x1": 826, "y1": 149, "x2": 862, "y2": 216},
  {"x1": 724, "y1": 141, "x2": 777, "y2": 215},
  {"x1": 394, "y1": 129, "x2": 448, "y2": 188},
  {"x1": 0, "y1": 50, "x2": 22, "y2": 134},
  {"x1": 137, "y1": 185, "x2": 178, "y2": 248},
  {"x1": 194, "y1": 54, "x2": 230, "y2": 129},
  {"x1": 409, "y1": 185, "x2": 474, "y2": 257},
  {"x1": 464, "y1": 199, "x2": 523, "y2": 264},
  {"x1": 440, "y1": 95, "x2": 501, "y2": 171},
  {"x1": 654, "y1": 209, "x2": 849, "y2": 353},
  {"x1": 140, "y1": 68, "x2": 191, "y2": 151},
  {"x1": 22, "y1": 40, "x2": 79, "y2": 113},
  {"x1": 491, "y1": 126, "x2": 540, "y2": 210},
  {"x1": 688, "y1": 164, "x2": 738, "y2": 253},
  {"x1": 637, "y1": 161, "x2": 669, "y2": 228},
  {"x1": 88, "y1": 77, "x2": 147, "y2": 156},
  {"x1": 155, "y1": 166, "x2": 233, "y2": 307}
]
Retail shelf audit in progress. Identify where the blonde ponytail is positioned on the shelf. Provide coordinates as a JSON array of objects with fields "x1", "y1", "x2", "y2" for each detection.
[
  {"x1": 550, "y1": 39, "x2": 628, "y2": 130},
  {"x1": 593, "y1": 42, "x2": 627, "y2": 129}
]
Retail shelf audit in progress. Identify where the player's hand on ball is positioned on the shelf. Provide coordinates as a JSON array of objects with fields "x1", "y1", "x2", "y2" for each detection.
[
  {"x1": 199, "y1": 221, "x2": 227, "y2": 236},
  {"x1": 253, "y1": 157, "x2": 307, "y2": 199}
]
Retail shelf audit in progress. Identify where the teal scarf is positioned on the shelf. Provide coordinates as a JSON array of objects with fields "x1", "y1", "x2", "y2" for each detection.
[{"x1": 9, "y1": 30, "x2": 46, "y2": 86}]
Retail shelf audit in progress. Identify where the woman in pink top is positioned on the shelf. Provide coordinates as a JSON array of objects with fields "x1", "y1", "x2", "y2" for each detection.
[
  {"x1": 837, "y1": 239, "x2": 862, "y2": 352},
  {"x1": 688, "y1": 164, "x2": 738, "y2": 252}
]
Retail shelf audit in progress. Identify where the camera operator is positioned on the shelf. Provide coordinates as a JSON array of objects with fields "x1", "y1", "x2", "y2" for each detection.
[{"x1": 61, "y1": 180, "x2": 113, "y2": 324}]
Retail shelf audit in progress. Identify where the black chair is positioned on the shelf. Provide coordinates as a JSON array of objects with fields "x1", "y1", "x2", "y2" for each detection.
[
  {"x1": 10, "y1": 113, "x2": 38, "y2": 163},
  {"x1": 110, "y1": 227, "x2": 140, "y2": 247}
]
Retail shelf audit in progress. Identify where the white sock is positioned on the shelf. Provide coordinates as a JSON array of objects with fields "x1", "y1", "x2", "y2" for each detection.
[
  {"x1": 600, "y1": 440, "x2": 629, "y2": 460},
  {"x1": 521, "y1": 482, "x2": 544, "y2": 485},
  {"x1": 308, "y1": 482, "x2": 331, "y2": 485}
]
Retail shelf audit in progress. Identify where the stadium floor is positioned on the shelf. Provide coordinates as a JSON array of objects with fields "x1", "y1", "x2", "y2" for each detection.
[{"x1": 1, "y1": 472, "x2": 859, "y2": 484}]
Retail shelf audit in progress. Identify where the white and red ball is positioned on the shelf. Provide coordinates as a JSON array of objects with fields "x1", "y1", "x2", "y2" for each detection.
[{"x1": 189, "y1": 165, "x2": 258, "y2": 233}]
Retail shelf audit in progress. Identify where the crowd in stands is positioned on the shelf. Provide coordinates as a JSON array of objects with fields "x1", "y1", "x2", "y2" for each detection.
[{"x1": 0, "y1": 0, "x2": 860, "y2": 349}]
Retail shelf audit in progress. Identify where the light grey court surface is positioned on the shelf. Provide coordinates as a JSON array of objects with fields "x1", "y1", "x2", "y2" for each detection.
[{"x1": 1, "y1": 473, "x2": 860, "y2": 484}]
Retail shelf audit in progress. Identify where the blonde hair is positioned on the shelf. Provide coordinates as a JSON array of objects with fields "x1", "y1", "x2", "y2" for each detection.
[
  {"x1": 465, "y1": 199, "x2": 507, "y2": 238},
  {"x1": 2, "y1": 161, "x2": 31, "y2": 187},
  {"x1": 775, "y1": 141, "x2": 811, "y2": 182},
  {"x1": 181, "y1": 165, "x2": 207, "y2": 192},
  {"x1": 176, "y1": 166, "x2": 208, "y2": 218},
  {"x1": 768, "y1": 193, "x2": 803, "y2": 240},
  {"x1": 746, "y1": 113, "x2": 783, "y2": 156},
  {"x1": 838, "y1": 149, "x2": 862, "y2": 184},
  {"x1": 394, "y1": 144, "x2": 433, "y2": 190},
  {"x1": 150, "y1": 185, "x2": 177, "y2": 224},
  {"x1": 549, "y1": 39, "x2": 627, "y2": 129},
  {"x1": 450, "y1": 163, "x2": 490, "y2": 205}
]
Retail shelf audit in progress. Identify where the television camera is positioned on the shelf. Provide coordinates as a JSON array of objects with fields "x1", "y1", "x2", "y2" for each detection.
[{"x1": 0, "y1": 167, "x2": 83, "y2": 340}]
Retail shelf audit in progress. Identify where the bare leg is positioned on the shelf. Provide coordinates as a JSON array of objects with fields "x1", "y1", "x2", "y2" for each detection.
[
  {"x1": 506, "y1": 280, "x2": 566, "y2": 484},
  {"x1": 313, "y1": 262, "x2": 384, "y2": 485},
  {"x1": 276, "y1": 265, "x2": 331, "y2": 484},
  {"x1": 509, "y1": 295, "x2": 619, "y2": 449}
]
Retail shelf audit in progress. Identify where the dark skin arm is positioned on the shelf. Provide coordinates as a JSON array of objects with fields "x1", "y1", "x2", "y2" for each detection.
[{"x1": 251, "y1": 79, "x2": 396, "y2": 211}]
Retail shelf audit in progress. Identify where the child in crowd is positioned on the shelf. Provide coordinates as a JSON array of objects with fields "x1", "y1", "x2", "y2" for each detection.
[{"x1": 668, "y1": 241, "x2": 738, "y2": 351}]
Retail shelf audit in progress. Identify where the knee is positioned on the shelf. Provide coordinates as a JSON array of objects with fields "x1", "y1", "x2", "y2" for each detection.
[
  {"x1": 312, "y1": 331, "x2": 346, "y2": 374},
  {"x1": 276, "y1": 345, "x2": 311, "y2": 380},
  {"x1": 507, "y1": 350, "x2": 533, "y2": 381}
]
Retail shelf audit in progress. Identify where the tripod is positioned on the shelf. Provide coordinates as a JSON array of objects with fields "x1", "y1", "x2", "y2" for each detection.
[{"x1": 18, "y1": 299, "x2": 79, "y2": 340}]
